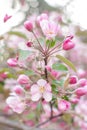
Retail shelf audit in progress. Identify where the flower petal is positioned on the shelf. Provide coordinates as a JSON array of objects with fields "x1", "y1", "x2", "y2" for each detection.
[
  {"x1": 37, "y1": 79, "x2": 47, "y2": 87},
  {"x1": 43, "y1": 92, "x2": 52, "y2": 102},
  {"x1": 30, "y1": 84, "x2": 39, "y2": 94},
  {"x1": 45, "y1": 83, "x2": 51, "y2": 92},
  {"x1": 31, "y1": 93, "x2": 42, "y2": 101}
]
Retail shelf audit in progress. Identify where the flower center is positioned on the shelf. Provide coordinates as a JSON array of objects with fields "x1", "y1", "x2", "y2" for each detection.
[{"x1": 39, "y1": 86, "x2": 45, "y2": 93}]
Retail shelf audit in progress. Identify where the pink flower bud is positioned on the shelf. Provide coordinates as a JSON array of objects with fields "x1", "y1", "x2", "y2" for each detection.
[
  {"x1": 75, "y1": 86, "x2": 87, "y2": 96},
  {"x1": 69, "y1": 75, "x2": 78, "y2": 84},
  {"x1": 7, "y1": 58, "x2": 17, "y2": 67},
  {"x1": 17, "y1": 74, "x2": 29, "y2": 84},
  {"x1": 24, "y1": 21, "x2": 33, "y2": 32},
  {"x1": 58, "y1": 99, "x2": 71, "y2": 112},
  {"x1": 63, "y1": 35, "x2": 75, "y2": 50},
  {"x1": 25, "y1": 84, "x2": 31, "y2": 90},
  {"x1": 26, "y1": 41, "x2": 33, "y2": 47},
  {"x1": 70, "y1": 97, "x2": 79, "y2": 104},
  {"x1": 3, "y1": 14, "x2": 12, "y2": 23},
  {"x1": 51, "y1": 70, "x2": 59, "y2": 78},
  {"x1": 78, "y1": 78, "x2": 87, "y2": 87},
  {"x1": 45, "y1": 66, "x2": 52, "y2": 72},
  {"x1": 13, "y1": 85, "x2": 24, "y2": 96}
]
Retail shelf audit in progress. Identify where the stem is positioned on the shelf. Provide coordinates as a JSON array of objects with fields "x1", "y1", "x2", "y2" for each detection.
[
  {"x1": 44, "y1": 57, "x2": 48, "y2": 81},
  {"x1": 36, "y1": 113, "x2": 63, "y2": 128},
  {"x1": 32, "y1": 31, "x2": 44, "y2": 53}
]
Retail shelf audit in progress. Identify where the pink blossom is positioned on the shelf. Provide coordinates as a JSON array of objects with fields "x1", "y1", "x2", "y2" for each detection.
[
  {"x1": 17, "y1": 74, "x2": 29, "y2": 84},
  {"x1": 30, "y1": 79, "x2": 52, "y2": 102},
  {"x1": 13, "y1": 85, "x2": 25, "y2": 96},
  {"x1": 75, "y1": 86, "x2": 87, "y2": 96},
  {"x1": 51, "y1": 70, "x2": 59, "y2": 79},
  {"x1": 78, "y1": 78, "x2": 87, "y2": 87},
  {"x1": 37, "y1": 13, "x2": 48, "y2": 25},
  {"x1": 58, "y1": 99, "x2": 71, "y2": 112},
  {"x1": 24, "y1": 21, "x2": 33, "y2": 32},
  {"x1": 6, "y1": 95, "x2": 26, "y2": 113},
  {"x1": 63, "y1": 35, "x2": 75, "y2": 50},
  {"x1": 7, "y1": 58, "x2": 18, "y2": 67},
  {"x1": 26, "y1": 41, "x2": 33, "y2": 47},
  {"x1": 69, "y1": 75, "x2": 78, "y2": 84},
  {"x1": 40, "y1": 20, "x2": 58, "y2": 39},
  {"x1": 3, "y1": 14, "x2": 12, "y2": 23}
]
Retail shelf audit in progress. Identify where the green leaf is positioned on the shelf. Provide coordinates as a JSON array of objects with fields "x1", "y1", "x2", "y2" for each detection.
[
  {"x1": 27, "y1": 113, "x2": 35, "y2": 120},
  {"x1": 8, "y1": 31, "x2": 28, "y2": 40},
  {"x1": 46, "y1": 39, "x2": 56, "y2": 48},
  {"x1": 56, "y1": 55, "x2": 77, "y2": 72},
  {"x1": 52, "y1": 79, "x2": 64, "y2": 87},
  {"x1": 52, "y1": 63, "x2": 68, "y2": 71},
  {"x1": 19, "y1": 49, "x2": 32, "y2": 61},
  {"x1": 24, "y1": 70, "x2": 35, "y2": 76}
]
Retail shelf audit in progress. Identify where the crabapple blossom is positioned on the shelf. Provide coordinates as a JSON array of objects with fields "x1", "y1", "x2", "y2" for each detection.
[
  {"x1": 7, "y1": 58, "x2": 18, "y2": 67},
  {"x1": 40, "y1": 19, "x2": 58, "y2": 39},
  {"x1": 63, "y1": 35, "x2": 75, "y2": 50},
  {"x1": 58, "y1": 99, "x2": 71, "y2": 112},
  {"x1": 17, "y1": 74, "x2": 29, "y2": 84},
  {"x1": 30, "y1": 79, "x2": 52, "y2": 102},
  {"x1": 24, "y1": 21, "x2": 33, "y2": 32},
  {"x1": 78, "y1": 78, "x2": 87, "y2": 87},
  {"x1": 26, "y1": 41, "x2": 33, "y2": 47},
  {"x1": 69, "y1": 75, "x2": 78, "y2": 84},
  {"x1": 75, "y1": 86, "x2": 87, "y2": 96},
  {"x1": 6, "y1": 94, "x2": 26, "y2": 113},
  {"x1": 12, "y1": 85, "x2": 25, "y2": 96},
  {"x1": 37, "y1": 13, "x2": 48, "y2": 25},
  {"x1": 3, "y1": 14, "x2": 12, "y2": 23}
]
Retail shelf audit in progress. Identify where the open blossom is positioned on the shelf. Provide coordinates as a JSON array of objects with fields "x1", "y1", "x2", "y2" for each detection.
[
  {"x1": 40, "y1": 19, "x2": 58, "y2": 39},
  {"x1": 6, "y1": 95, "x2": 26, "y2": 114},
  {"x1": 30, "y1": 79, "x2": 52, "y2": 102},
  {"x1": 58, "y1": 99, "x2": 71, "y2": 112},
  {"x1": 37, "y1": 13, "x2": 48, "y2": 25}
]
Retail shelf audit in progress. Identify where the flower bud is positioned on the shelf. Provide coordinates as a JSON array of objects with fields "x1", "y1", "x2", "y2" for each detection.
[
  {"x1": 13, "y1": 85, "x2": 24, "y2": 96},
  {"x1": 78, "y1": 78, "x2": 87, "y2": 87},
  {"x1": 17, "y1": 74, "x2": 29, "y2": 84},
  {"x1": 26, "y1": 41, "x2": 33, "y2": 47},
  {"x1": 24, "y1": 21, "x2": 33, "y2": 32},
  {"x1": 58, "y1": 99, "x2": 71, "y2": 112},
  {"x1": 45, "y1": 66, "x2": 52, "y2": 72},
  {"x1": 4, "y1": 14, "x2": 12, "y2": 23},
  {"x1": 75, "y1": 86, "x2": 87, "y2": 96},
  {"x1": 69, "y1": 75, "x2": 78, "y2": 84},
  {"x1": 63, "y1": 35, "x2": 75, "y2": 50},
  {"x1": 51, "y1": 70, "x2": 59, "y2": 78},
  {"x1": 7, "y1": 58, "x2": 17, "y2": 67}
]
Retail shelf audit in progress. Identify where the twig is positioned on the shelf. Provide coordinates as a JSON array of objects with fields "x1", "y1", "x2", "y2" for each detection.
[{"x1": 36, "y1": 113, "x2": 63, "y2": 128}]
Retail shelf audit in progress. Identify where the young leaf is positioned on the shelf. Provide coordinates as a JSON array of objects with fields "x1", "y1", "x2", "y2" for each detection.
[
  {"x1": 8, "y1": 31, "x2": 28, "y2": 40},
  {"x1": 46, "y1": 39, "x2": 56, "y2": 48},
  {"x1": 19, "y1": 49, "x2": 32, "y2": 61},
  {"x1": 52, "y1": 63, "x2": 68, "y2": 71},
  {"x1": 56, "y1": 55, "x2": 76, "y2": 72}
]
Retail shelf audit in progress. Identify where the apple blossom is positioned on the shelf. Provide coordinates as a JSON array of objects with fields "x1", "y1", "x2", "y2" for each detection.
[
  {"x1": 63, "y1": 35, "x2": 75, "y2": 50},
  {"x1": 69, "y1": 75, "x2": 78, "y2": 84},
  {"x1": 37, "y1": 13, "x2": 48, "y2": 25},
  {"x1": 24, "y1": 21, "x2": 33, "y2": 32},
  {"x1": 30, "y1": 79, "x2": 52, "y2": 102},
  {"x1": 75, "y1": 86, "x2": 87, "y2": 96},
  {"x1": 17, "y1": 74, "x2": 29, "y2": 84},
  {"x1": 58, "y1": 99, "x2": 71, "y2": 112},
  {"x1": 6, "y1": 95, "x2": 26, "y2": 113},
  {"x1": 40, "y1": 19, "x2": 58, "y2": 39},
  {"x1": 7, "y1": 58, "x2": 18, "y2": 67}
]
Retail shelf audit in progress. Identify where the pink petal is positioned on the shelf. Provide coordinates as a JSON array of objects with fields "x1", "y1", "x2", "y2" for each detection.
[
  {"x1": 43, "y1": 92, "x2": 52, "y2": 102},
  {"x1": 45, "y1": 83, "x2": 51, "y2": 92},
  {"x1": 31, "y1": 93, "x2": 42, "y2": 101},
  {"x1": 30, "y1": 84, "x2": 39, "y2": 94},
  {"x1": 37, "y1": 79, "x2": 47, "y2": 87}
]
